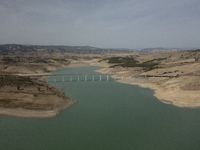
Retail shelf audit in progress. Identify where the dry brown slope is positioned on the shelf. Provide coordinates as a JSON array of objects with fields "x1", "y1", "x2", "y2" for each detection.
[{"x1": 0, "y1": 75, "x2": 77, "y2": 118}]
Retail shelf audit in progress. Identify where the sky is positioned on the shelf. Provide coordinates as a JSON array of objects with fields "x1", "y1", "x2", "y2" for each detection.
[{"x1": 0, "y1": 0, "x2": 200, "y2": 49}]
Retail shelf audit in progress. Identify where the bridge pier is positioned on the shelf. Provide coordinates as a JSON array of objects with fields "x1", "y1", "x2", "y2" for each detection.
[
  {"x1": 100, "y1": 75, "x2": 101, "y2": 81},
  {"x1": 70, "y1": 75, "x2": 72, "y2": 82},
  {"x1": 54, "y1": 76, "x2": 56, "y2": 86},
  {"x1": 45, "y1": 75, "x2": 47, "y2": 82},
  {"x1": 62, "y1": 76, "x2": 64, "y2": 89},
  {"x1": 78, "y1": 75, "x2": 79, "y2": 82},
  {"x1": 107, "y1": 75, "x2": 109, "y2": 81},
  {"x1": 122, "y1": 75, "x2": 123, "y2": 80},
  {"x1": 93, "y1": 75, "x2": 94, "y2": 81},
  {"x1": 85, "y1": 75, "x2": 87, "y2": 81}
]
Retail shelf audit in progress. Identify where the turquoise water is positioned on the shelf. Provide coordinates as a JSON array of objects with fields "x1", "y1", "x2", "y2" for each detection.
[{"x1": 0, "y1": 66, "x2": 200, "y2": 150}]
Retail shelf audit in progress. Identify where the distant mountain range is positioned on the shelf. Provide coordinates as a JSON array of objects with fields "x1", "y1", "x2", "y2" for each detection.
[
  {"x1": 0, "y1": 44, "x2": 199, "y2": 56},
  {"x1": 0, "y1": 44, "x2": 130, "y2": 56},
  {"x1": 140, "y1": 47, "x2": 178, "y2": 52},
  {"x1": 139, "y1": 47, "x2": 200, "y2": 52}
]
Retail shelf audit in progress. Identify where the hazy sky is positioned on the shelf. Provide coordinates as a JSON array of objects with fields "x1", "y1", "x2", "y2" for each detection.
[{"x1": 0, "y1": 0, "x2": 200, "y2": 48}]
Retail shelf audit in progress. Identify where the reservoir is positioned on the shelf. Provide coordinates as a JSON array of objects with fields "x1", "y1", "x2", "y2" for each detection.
[{"x1": 0, "y1": 66, "x2": 200, "y2": 149}]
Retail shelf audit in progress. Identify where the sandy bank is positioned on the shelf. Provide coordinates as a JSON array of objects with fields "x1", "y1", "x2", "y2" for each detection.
[
  {"x1": 0, "y1": 89, "x2": 77, "y2": 119},
  {"x1": 118, "y1": 77, "x2": 200, "y2": 108},
  {"x1": 0, "y1": 99, "x2": 77, "y2": 119}
]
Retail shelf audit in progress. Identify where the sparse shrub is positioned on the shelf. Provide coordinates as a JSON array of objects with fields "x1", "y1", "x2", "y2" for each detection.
[{"x1": 174, "y1": 70, "x2": 179, "y2": 73}]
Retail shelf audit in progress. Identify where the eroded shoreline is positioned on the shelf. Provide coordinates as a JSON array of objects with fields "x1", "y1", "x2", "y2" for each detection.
[
  {"x1": 92, "y1": 60, "x2": 200, "y2": 108},
  {"x1": 117, "y1": 77, "x2": 200, "y2": 108}
]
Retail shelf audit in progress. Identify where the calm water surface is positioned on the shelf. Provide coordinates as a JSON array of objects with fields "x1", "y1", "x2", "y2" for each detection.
[{"x1": 0, "y1": 66, "x2": 200, "y2": 150}]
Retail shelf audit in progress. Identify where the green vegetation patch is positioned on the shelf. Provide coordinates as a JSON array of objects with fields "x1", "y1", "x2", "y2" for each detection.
[
  {"x1": 100, "y1": 57, "x2": 162, "y2": 71},
  {"x1": 101, "y1": 57, "x2": 138, "y2": 64},
  {"x1": 195, "y1": 57, "x2": 199, "y2": 61},
  {"x1": 3, "y1": 57, "x2": 17, "y2": 64},
  {"x1": 53, "y1": 59, "x2": 68, "y2": 62},
  {"x1": 33, "y1": 59, "x2": 48, "y2": 63},
  {"x1": 145, "y1": 58, "x2": 167, "y2": 63},
  {"x1": 0, "y1": 75, "x2": 42, "y2": 89}
]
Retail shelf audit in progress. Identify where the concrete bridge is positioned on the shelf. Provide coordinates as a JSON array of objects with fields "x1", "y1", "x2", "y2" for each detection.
[
  {"x1": 30, "y1": 74, "x2": 116, "y2": 84},
  {"x1": 29, "y1": 73, "x2": 179, "y2": 85}
]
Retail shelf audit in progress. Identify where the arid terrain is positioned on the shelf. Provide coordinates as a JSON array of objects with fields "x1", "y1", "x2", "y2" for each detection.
[
  {"x1": 0, "y1": 44, "x2": 200, "y2": 118},
  {"x1": 93, "y1": 49, "x2": 200, "y2": 108},
  {"x1": 0, "y1": 75, "x2": 77, "y2": 118}
]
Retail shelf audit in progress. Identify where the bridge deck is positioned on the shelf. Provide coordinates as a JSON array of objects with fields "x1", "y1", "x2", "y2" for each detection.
[{"x1": 0, "y1": 73, "x2": 179, "y2": 78}]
